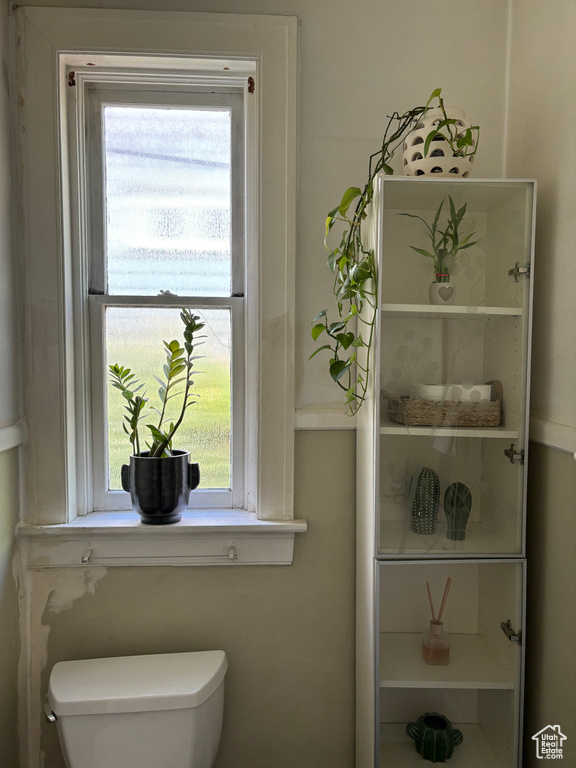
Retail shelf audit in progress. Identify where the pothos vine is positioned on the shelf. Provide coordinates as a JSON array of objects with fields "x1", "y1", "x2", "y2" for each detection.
[{"x1": 309, "y1": 88, "x2": 479, "y2": 415}]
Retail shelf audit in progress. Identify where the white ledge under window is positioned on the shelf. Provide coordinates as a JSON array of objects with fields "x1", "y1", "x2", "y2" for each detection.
[{"x1": 17, "y1": 511, "x2": 307, "y2": 568}]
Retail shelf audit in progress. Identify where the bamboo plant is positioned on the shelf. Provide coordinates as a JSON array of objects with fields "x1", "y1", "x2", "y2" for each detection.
[{"x1": 399, "y1": 196, "x2": 477, "y2": 284}]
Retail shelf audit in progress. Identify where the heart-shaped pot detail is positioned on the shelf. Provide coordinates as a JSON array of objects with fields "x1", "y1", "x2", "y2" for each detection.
[{"x1": 429, "y1": 282, "x2": 455, "y2": 305}]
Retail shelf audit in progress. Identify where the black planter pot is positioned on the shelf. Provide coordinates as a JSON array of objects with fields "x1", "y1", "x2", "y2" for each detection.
[{"x1": 121, "y1": 450, "x2": 200, "y2": 525}]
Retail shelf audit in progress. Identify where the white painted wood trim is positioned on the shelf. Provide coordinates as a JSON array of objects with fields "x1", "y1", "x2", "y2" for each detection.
[
  {"x1": 529, "y1": 417, "x2": 576, "y2": 458},
  {"x1": 0, "y1": 421, "x2": 28, "y2": 453},
  {"x1": 295, "y1": 406, "x2": 356, "y2": 430},
  {"x1": 17, "y1": 512, "x2": 307, "y2": 567},
  {"x1": 14, "y1": 7, "x2": 297, "y2": 523}
]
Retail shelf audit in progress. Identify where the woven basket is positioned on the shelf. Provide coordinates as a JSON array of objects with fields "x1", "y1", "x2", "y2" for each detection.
[{"x1": 383, "y1": 380, "x2": 503, "y2": 428}]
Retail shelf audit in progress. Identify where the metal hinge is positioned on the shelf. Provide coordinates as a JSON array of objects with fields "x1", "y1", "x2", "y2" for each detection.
[
  {"x1": 508, "y1": 262, "x2": 530, "y2": 282},
  {"x1": 501, "y1": 619, "x2": 522, "y2": 645},
  {"x1": 248, "y1": 76, "x2": 255, "y2": 94},
  {"x1": 504, "y1": 443, "x2": 525, "y2": 465},
  {"x1": 68, "y1": 71, "x2": 76, "y2": 88}
]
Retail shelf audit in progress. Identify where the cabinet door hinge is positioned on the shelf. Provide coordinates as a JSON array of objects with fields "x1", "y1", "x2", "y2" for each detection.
[
  {"x1": 248, "y1": 76, "x2": 255, "y2": 94},
  {"x1": 67, "y1": 71, "x2": 76, "y2": 88},
  {"x1": 508, "y1": 262, "x2": 530, "y2": 282},
  {"x1": 504, "y1": 443, "x2": 525, "y2": 465},
  {"x1": 501, "y1": 619, "x2": 522, "y2": 645}
]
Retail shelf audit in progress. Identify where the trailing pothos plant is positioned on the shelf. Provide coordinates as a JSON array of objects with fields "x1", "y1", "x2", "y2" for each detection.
[
  {"x1": 109, "y1": 308, "x2": 206, "y2": 458},
  {"x1": 310, "y1": 88, "x2": 479, "y2": 415}
]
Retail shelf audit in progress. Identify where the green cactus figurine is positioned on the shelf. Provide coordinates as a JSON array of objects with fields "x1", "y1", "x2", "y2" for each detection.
[
  {"x1": 406, "y1": 712, "x2": 463, "y2": 762},
  {"x1": 409, "y1": 467, "x2": 440, "y2": 535},
  {"x1": 444, "y1": 482, "x2": 472, "y2": 541}
]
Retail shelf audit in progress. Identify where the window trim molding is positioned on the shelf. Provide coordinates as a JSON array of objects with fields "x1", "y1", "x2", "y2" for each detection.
[
  {"x1": 13, "y1": 7, "x2": 297, "y2": 526},
  {"x1": 16, "y1": 513, "x2": 308, "y2": 568},
  {"x1": 77, "y1": 81, "x2": 247, "y2": 513}
]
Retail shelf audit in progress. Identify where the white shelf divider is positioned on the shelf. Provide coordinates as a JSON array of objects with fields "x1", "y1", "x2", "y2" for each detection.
[
  {"x1": 379, "y1": 723, "x2": 505, "y2": 768},
  {"x1": 379, "y1": 633, "x2": 515, "y2": 690},
  {"x1": 381, "y1": 303, "x2": 523, "y2": 319},
  {"x1": 380, "y1": 422, "x2": 519, "y2": 439},
  {"x1": 377, "y1": 520, "x2": 518, "y2": 557}
]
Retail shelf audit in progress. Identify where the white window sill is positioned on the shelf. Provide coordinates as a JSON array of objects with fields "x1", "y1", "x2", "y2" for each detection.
[{"x1": 17, "y1": 510, "x2": 307, "y2": 567}]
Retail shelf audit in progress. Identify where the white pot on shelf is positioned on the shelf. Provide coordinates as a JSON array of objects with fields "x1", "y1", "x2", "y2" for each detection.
[
  {"x1": 428, "y1": 281, "x2": 455, "y2": 305},
  {"x1": 403, "y1": 108, "x2": 476, "y2": 177}
]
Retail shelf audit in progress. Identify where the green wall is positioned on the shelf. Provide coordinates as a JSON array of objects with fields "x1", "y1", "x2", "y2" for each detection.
[
  {"x1": 39, "y1": 430, "x2": 356, "y2": 768},
  {"x1": 523, "y1": 442, "x2": 576, "y2": 766},
  {"x1": 0, "y1": 449, "x2": 20, "y2": 767}
]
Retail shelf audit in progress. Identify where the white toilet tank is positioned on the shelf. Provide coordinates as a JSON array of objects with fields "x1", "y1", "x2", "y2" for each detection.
[{"x1": 48, "y1": 650, "x2": 227, "y2": 768}]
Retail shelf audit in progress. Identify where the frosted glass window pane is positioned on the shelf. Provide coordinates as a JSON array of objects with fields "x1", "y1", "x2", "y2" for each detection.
[
  {"x1": 104, "y1": 107, "x2": 231, "y2": 296},
  {"x1": 106, "y1": 307, "x2": 231, "y2": 491}
]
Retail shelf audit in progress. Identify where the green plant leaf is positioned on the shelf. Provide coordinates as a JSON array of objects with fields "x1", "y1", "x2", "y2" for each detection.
[
  {"x1": 409, "y1": 246, "x2": 434, "y2": 259},
  {"x1": 311, "y1": 323, "x2": 326, "y2": 340},
  {"x1": 338, "y1": 187, "x2": 362, "y2": 217},
  {"x1": 324, "y1": 206, "x2": 339, "y2": 247},
  {"x1": 308, "y1": 344, "x2": 333, "y2": 361},
  {"x1": 433, "y1": 199, "x2": 445, "y2": 231},
  {"x1": 426, "y1": 88, "x2": 442, "y2": 107},
  {"x1": 337, "y1": 332, "x2": 355, "y2": 350},
  {"x1": 330, "y1": 358, "x2": 351, "y2": 382},
  {"x1": 423, "y1": 130, "x2": 439, "y2": 158},
  {"x1": 328, "y1": 320, "x2": 346, "y2": 337}
]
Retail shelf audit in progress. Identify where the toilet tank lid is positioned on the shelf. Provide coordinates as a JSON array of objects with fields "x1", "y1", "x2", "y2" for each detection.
[{"x1": 48, "y1": 650, "x2": 227, "y2": 716}]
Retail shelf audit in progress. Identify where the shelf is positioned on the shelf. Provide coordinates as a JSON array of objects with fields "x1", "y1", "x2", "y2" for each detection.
[
  {"x1": 378, "y1": 520, "x2": 518, "y2": 556},
  {"x1": 379, "y1": 176, "x2": 534, "y2": 213},
  {"x1": 379, "y1": 723, "x2": 505, "y2": 768},
  {"x1": 381, "y1": 304, "x2": 522, "y2": 319},
  {"x1": 379, "y1": 633, "x2": 514, "y2": 689},
  {"x1": 380, "y1": 422, "x2": 519, "y2": 439}
]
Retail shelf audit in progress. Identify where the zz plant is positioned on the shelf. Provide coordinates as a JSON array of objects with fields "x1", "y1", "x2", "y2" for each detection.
[
  {"x1": 109, "y1": 308, "x2": 205, "y2": 458},
  {"x1": 310, "y1": 89, "x2": 479, "y2": 415}
]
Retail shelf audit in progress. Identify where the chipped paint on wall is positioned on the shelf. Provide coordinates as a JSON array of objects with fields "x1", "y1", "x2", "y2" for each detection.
[{"x1": 15, "y1": 543, "x2": 107, "y2": 768}]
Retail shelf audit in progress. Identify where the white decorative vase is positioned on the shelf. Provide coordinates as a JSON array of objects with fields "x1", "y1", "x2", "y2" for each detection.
[
  {"x1": 403, "y1": 108, "x2": 476, "y2": 178},
  {"x1": 429, "y1": 281, "x2": 455, "y2": 306}
]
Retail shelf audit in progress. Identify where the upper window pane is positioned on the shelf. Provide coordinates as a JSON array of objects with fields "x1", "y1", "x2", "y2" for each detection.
[{"x1": 103, "y1": 106, "x2": 232, "y2": 296}]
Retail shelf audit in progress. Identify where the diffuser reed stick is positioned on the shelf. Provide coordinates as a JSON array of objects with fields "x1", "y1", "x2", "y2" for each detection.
[
  {"x1": 426, "y1": 581, "x2": 436, "y2": 621},
  {"x1": 437, "y1": 577, "x2": 452, "y2": 623}
]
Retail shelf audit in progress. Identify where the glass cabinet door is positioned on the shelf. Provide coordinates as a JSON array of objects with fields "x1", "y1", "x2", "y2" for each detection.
[
  {"x1": 375, "y1": 179, "x2": 535, "y2": 558},
  {"x1": 377, "y1": 560, "x2": 525, "y2": 768}
]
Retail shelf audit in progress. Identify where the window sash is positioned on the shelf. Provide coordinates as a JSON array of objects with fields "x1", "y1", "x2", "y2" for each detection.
[
  {"x1": 84, "y1": 85, "x2": 245, "y2": 297},
  {"x1": 89, "y1": 294, "x2": 245, "y2": 511},
  {"x1": 78, "y1": 81, "x2": 247, "y2": 512}
]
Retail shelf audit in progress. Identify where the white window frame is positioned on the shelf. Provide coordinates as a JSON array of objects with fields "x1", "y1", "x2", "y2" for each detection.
[
  {"x1": 75, "y1": 76, "x2": 247, "y2": 512},
  {"x1": 14, "y1": 8, "x2": 297, "y2": 539}
]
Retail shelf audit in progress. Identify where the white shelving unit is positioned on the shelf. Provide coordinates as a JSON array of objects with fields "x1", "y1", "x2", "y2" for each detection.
[{"x1": 356, "y1": 177, "x2": 535, "y2": 768}]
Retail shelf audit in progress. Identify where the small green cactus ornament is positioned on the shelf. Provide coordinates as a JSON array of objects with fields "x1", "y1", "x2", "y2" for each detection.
[
  {"x1": 444, "y1": 482, "x2": 472, "y2": 541},
  {"x1": 409, "y1": 467, "x2": 440, "y2": 535},
  {"x1": 406, "y1": 712, "x2": 463, "y2": 763}
]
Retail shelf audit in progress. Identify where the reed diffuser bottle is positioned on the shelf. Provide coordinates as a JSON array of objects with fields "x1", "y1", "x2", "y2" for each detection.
[
  {"x1": 422, "y1": 577, "x2": 452, "y2": 666},
  {"x1": 422, "y1": 620, "x2": 450, "y2": 666}
]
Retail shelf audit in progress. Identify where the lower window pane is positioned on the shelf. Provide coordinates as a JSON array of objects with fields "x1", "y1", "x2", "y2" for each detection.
[{"x1": 106, "y1": 306, "x2": 231, "y2": 492}]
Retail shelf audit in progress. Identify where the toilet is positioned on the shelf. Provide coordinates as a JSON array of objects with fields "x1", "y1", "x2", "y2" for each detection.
[{"x1": 47, "y1": 650, "x2": 227, "y2": 768}]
